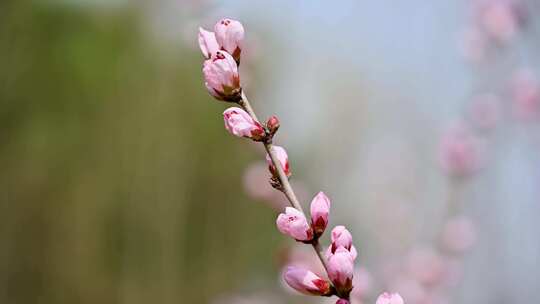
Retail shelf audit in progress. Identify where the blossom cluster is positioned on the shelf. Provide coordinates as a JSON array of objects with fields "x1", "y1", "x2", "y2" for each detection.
[{"x1": 197, "y1": 18, "x2": 403, "y2": 304}]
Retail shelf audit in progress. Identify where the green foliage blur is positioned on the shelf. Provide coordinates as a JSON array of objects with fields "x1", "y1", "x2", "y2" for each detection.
[{"x1": 0, "y1": 2, "x2": 281, "y2": 303}]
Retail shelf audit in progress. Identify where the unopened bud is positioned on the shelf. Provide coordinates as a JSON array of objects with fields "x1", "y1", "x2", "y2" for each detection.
[{"x1": 266, "y1": 115, "x2": 280, "y2": 136}]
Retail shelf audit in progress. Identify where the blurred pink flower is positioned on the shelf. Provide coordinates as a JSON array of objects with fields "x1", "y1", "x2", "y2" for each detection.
[
  {"x1": 469, "y1": 93, "x2": 501, "y2": 130},
  {"x1": 203, "y1": 51, "x2": 240, "y2": 101},
  {"x1": 242, "y1": 162, "x2": 286, "y2": 209},
  {"x1": 478, "y1": 0, "x2": 519, "y2": 42},
  {"x1": 198, "y1": 27, "x2": 219, "y2": 59},
  {"x1": 511, "y1": 68, "x2": 540, "y2": 121},
  {"x1": 351, "y1": 267, "x2": 373, "y2": 300},
  {"x1": 327, "y1": 247, "x2": 355, "y2": 294},
  {"x1": 406, "y1": 247, "x2": 444, "y2": 286},
  {"x1": 336, "y1": 299, "x2": 350, "y2": 304},
  {"x1": 376, "y1": 292, "x2": 404, "y2": 304},
  {"x1": 438, "y1": 123, "x2": 482, "y2": 177},
  {"x1": 283, "y1": 266, "x2": 331, "y2": 296},
  {"x1": 266, "y1": 146, "x2": 291, "y2": 178},
  {"x1": 214, "y1": 18, "x2": 244, "y2": 62},
  {"x1": 441, "y1": 216, "x2": 477, "y2": 253},
  {"x1": 276, "y1": 207, "x2": 313, "y2": 241},
  {"x1": 389, "y1": 276, "x2": 427, "y2": 304},
  {"x1": 223, "y1": 107, "x2": 265, "y2": 140},
  {"x1": 310, "y1": 192, "x2": 331, "y2": 236}
]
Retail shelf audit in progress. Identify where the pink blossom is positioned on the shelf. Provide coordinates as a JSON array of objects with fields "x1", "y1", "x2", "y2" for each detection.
[
  {"x1": 214, "y1": 18, "x2": 244, "y2": 62},
  {"x1": 406, "y1": 247, "x2": 444, "y2": 286},
  {"x1": 242, "y1": 162, "x2": 286, "y2": 210},
  {"x1": 276, "y1": 207, "x2": 313, "y2": 241},
  {"x1": 438, "y1": 123, "x2": 482, "y2": 177},
  {"x1": 376, "y1": 292, "x2": 404, "y2": 304},
  {"x1": 223, "y1": 107, "x2": 265, "y2": 140},
  {"x1": 327, "y1": 226, "x2": 358, "y2": 261},
  {"x1": 203, "y1": 51, "x2": 240, "y2": 101},
  {"x1": 283, "y1": 266, "x2": 331, "y2": 296},
  {"x1": 351, "y1": 267, "x2": 373, "y2": 299},
  {"x1": 390, "y1": 277, "x2": 426, "y2": 303},
  {"x1": 478, "y1": 0, "x2": 519, "y2": 42},
  {"x1": 266, "y1": 146, "x2": 291, "y2": 178},
  {"x1": 336, "y1": 299, "x2": 350, "y2": 304},
  {"x1": 198, "y1": 27, "x2": 219, "y2": 59},
  {"x1": 327, "y1": 247, "x2": 355, "y2": 294},
  {"x1": 441, "y1": 216, "x2": 477, "y2": 253},
  {"x1": 310, "y1": 192, "x2": 331, "y2": 236},
  {"x1": 511, "y1": 68, "x2": 540, "y2": 121}
]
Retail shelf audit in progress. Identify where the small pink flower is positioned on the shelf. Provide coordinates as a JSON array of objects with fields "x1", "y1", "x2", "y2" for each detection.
[
  {"x1": 266, "y1": 146, "x2": 291, "y2": 178},
  {"x1": 406, "y1": 247, "x2": 444, "y2": 286},
  {"x1": 214, "y1": 18, "x2": 244, "y2": 62},
  {"x1": 223, "y1": 107, "x2": 265, "y2": 140},
  {"x1": 283, "y1": 266, "x2": 331, "y2": 296},
  {"x1": 327, "y1": 226, "x2": 358, "y2": 261},
  {"x1": 351, "y1": 267, "x2": 373, "y2": 299},
  {"x1": 478, "y1": 1, "x2": 518, "y2": 43},
  {"x1": 441, "y1": 216, "x2": 477, "y2": 253},
  {"x1": 242, "y1": 162, "x2": 286, "y2": 210},
  {"x1": 438, "y1": 123, "x2": 482, "y2": 177},
  {"x1": 198, "y1": 27, "x2": 219, "y2": 59},
  {"x1": 376, "y1": 292, "x2": 404, "y2": 304},
  {"x1": 511, "y1": 68, "x2": 540, "y2": 121},
  {"x1": 203, "y1": 51, "x2": 241, "y2": 101},
  {"x1": 310, "y1": 192, "x2": 330, "y2": 236},
  {"x1": 327, "y1": 247, "x2": 355, "y2": 294},
  {"x1": 276, "y1": 207, "x2": 313, "y2": 241},
  {"x1": 336, "y1": 299, "x2": 350, "y2": 304}
]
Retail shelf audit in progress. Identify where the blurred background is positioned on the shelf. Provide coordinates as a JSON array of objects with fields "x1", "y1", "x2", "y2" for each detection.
[{"x1": 1, "y1": 0, "x2": 539, "y2": 303}]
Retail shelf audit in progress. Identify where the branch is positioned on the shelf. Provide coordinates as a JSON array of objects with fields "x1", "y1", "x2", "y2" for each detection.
[{"x1": 238, "y1": 91, "x2": 331, "y2": 274}]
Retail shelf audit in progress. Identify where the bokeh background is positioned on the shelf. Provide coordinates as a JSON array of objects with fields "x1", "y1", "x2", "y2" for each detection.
[{"x1": 1, "y1": 1, "x2": 539, "y2": 304}]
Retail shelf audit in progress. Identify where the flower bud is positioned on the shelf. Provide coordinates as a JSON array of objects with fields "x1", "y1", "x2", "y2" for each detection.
[
  {"x1": 376, "y1": 292, "x2": 404, "y2": 304},
  {"x1": 214, "y1": 18, "x2": 244, "y2": 62},
  {"x1": 203, "y1": 51, "x2": 241, "y2": 102},
  {"x1": 336, "y1": 299, "x2": 350, "y2": 304},
  {"x1": 332, "y1": 226, "x2": 353, "y2": 249},
  {"x1": 283, "y1": 266, "x2": 331, "y2": 296},
  {"x1": 438, "y1": 123, "x2": 482, "y2": 177},
  {"x1": 198, "y1": 27, "x2": 219, "y2": 59},
  {"x1": 276, "y1": 207, "x2": 313, "y2": 242},
  {"x1": 511, "y1": 68, "x2": 540, "y2": 121},
  {"x1": 310, "y1": 192, "x2": 330, "y2": 236},
  {"x1": 327, "y1": 226, "x2": 357, "y2": 261},
  {"x1": 441, "y1": 216, "x2": 477, "y2": 253},
  {"x1": 223, "y1": 107, "x2": 265, "y2": 140},
  {"x1": 266, "y1": 115, "x2": 280, "y2": 136},
  {"x1": 327, "y1": 247, "x2": 354, "y2": 295},
  {"x1": 266, "y1": 145, "x2": 291, "y2": 178}
]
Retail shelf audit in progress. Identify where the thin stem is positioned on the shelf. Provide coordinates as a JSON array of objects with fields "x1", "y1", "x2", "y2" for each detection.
[
  {"x1": 312, "y1": 240, "x2": 330, "y2": 274},
  {"x1": 238, "y1": 90, "x2": 330, "y2": 273}
]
